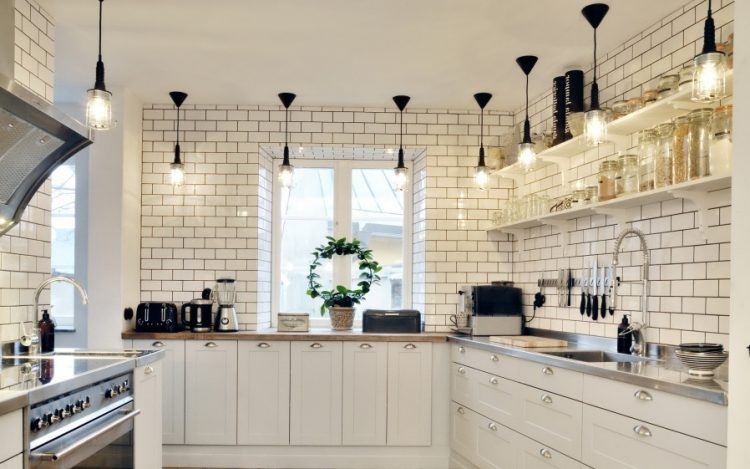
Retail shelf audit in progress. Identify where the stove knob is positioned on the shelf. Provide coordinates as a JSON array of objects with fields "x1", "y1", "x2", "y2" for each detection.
[
  {"x1": 31, "y1": 418, "x2": 47, "y2": 432},
  {"x1": 48, "y1": 411, "x2": 61, "y2": 425},
  {"x1": 82, "y1": 396, "x2": 92, "y2": 409},
  {"x1": 118, "y1": 383, "x2": 126, "y2": 393},
  {"x1": 73, "y1": 401, "x2": 83, "y2": 414},
  {"x1": 60, "y1": 406, "x2": 72, "y2": 419}
]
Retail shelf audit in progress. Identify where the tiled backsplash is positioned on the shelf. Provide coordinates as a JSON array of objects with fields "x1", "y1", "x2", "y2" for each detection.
[
  {"x1": 0, "y1": 0, "x2": 53, "y2": 341},
  {"x1": 508, "y1": 0, "x2": 734, "y2": 346}
]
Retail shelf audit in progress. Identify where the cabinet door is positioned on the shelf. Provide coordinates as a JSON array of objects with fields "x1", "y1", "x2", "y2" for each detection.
[
  {"x1": 237, "y1": 341, "x2": 290, "y2": 445},
  {"x1": 387, "y1": 342, "x2": 432, "y2": 446},
  {"x1": 133, "y1": 339, "x2": 185, "y2": 444},
  {"x1": 185, "y1": 340, "x2": 238, "y2": 445},
  {"x1": 451, "y1": 402, "x2": 477, "y2": 464},
  {"x1": 515, "y1": 382, "x2": 582, "y2": 459},
  {"x1": 0, "y1": 454, "x2": 22, "y2": 469},
  {"x1": 0, "y1": 409, "x2": 22, "y2": 463},
  {"x1": 342, "y1": 341, "x2": 387, "y2": 446},
  {"x1": 290, "y1": 341, "x2": 343, "y2": 445},
  {"x1": 515, "y1": 428, "x2": 583, "y2": 469},
  {"x1": 471, "y1": 367, "x2": 519, "y2": 430},
  {"x1": 582, "y1": 404, "x2": 726, "y2": 469},
  {"x1": 474, "y1": 416, "x2": 518, "y2": 469},
  {"x1": 134, "y1": 360, "x2": 163, "y2": 469}
]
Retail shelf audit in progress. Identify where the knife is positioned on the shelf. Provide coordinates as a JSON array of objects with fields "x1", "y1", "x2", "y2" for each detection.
[
  {"x1": 567, "y1": 269, "x2": 573, "y2": 307},
  {"x1": 591, "y1": 259, "x2": 599, "y2": 320},
  {"x1": 586, "y1": 261, "x2": 592, "y2": 317},
  {"x1": 600, "y1": 266, "x2": 608, "y2": 317},
  {"x1": 579, "y1": 275, "x2": 586, "y2": 315}
]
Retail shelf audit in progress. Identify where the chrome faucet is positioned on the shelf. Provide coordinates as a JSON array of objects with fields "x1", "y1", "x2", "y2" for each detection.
[
  {"x1": 33, "y1": 275, "x2": 89, "y2": 321},
  {"x1": 610, "y1": 228, "x2": 650, "y2": 356}
]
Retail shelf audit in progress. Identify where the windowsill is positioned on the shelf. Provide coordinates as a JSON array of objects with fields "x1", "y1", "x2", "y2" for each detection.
[{"x1": 56, "y1": 327, "x2": 76, "y2": 333}]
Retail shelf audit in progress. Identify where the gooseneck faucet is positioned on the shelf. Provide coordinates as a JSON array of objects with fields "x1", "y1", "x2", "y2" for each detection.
[
  {"x1": 33, "y1": 275, "x2": 89, "y2": 320},
  {"x1": 610, "y1": 228, "x2": 650, "y2": 356}
]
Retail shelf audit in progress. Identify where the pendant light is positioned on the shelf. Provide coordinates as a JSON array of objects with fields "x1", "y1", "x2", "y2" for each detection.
[
  {"x1": 582, "y1": 3, "x2": 609, "y2": 147},
  {"x1": 278, "y1": 92, "x2": 296, "y2": 189},
  {"x1": 169, "y1": 91, "x2": 188, "y2": 187},
  {"x1": 392, "y1": 95, "x2": 411, "y2": 192},
  {"x1": 473, "y1": 92, "x2": 492, "y2": 190},
  {"x1": 691, "y1": 0, "x2": 726, "y2": 102},
  {"x1": 515, "y1": 55, "x2": 539, "y2": 169},
  {"x1": 85, "y1": 0, "x2": 113, "y2": 130}
]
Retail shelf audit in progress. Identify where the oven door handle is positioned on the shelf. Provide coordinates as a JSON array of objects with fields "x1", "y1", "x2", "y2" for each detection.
[{"x1": 31, "y1": 408, "x2": 141, "y2": 463}]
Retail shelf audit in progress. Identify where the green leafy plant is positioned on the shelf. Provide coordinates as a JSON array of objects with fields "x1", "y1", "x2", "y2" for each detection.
[{"x1": 306, "y1": 237, "x2": 382, "y2": 315}]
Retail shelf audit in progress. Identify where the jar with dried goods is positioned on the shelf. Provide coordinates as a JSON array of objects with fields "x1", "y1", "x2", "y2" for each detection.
[
  {"x1": 687, "y1": 108, "x2": 712, "y2": 180},
  {"x1": 672, "y1": 115, "x2": 690, "y2": 184},
  {"x1": 599, "y1": 160, "x2": 619, "y2": 201},
  {"x1": 710, "y1": 105, "x2": 732, "y2": 177},
  {"x1": 637, "y1": 129, "x2": 657, "y2": 191},
  {"x1": 655, "y1": 123, "x2": 674, "y2": 188},
  {"x1": 618, "y1": 153, "x2": 639, "y2": 195}
]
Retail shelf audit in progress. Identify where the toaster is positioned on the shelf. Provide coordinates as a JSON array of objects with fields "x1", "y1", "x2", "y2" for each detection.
[
  {"x1": 135, "y1": 302, "x2": 180, "y2": 332},
  {"x1": 362, "y1": 309, "x2": 422, "y2": 333}
]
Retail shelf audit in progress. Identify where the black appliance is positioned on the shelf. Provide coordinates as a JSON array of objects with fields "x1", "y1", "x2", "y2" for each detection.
[
  {"x1": 181, "y1": 289, "x2": 214, "y2": 332},
  {"x1": 471, "y1": 285, "x2": 523, "y2": 316},
  {"x1": 135, "y1": 302, "x2": 179, "y2": 332},
  {"x1": 362, "y1": 310, "x2": 421, "y2": 333}
]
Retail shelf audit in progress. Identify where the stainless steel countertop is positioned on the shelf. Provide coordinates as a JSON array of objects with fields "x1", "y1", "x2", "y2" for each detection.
[{"x1": 449, "y1": 335, "x2": 728, "y2": 406}]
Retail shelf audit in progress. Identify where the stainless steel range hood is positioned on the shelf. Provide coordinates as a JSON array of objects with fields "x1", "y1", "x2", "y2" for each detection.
[{"x1": 0, "y1": 72, "x2": 92, "y2": 235}]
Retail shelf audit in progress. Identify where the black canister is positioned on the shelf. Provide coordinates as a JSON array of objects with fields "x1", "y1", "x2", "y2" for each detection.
[
  {"x1": 565, "y1": 69, "x2": 585, "y2": 137},
  {"x1": 552, "y1": 76, "x2": 567, "y2": 144}
]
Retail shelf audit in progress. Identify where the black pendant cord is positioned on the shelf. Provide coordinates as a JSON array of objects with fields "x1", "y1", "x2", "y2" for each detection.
[
  {"x1": 522, "y1": 73, "x2": 532, "y2": 144},
  {"x1": 702, "y1": 0, "x2": 717, "y2": 54},
  {"x1": 478, "y1": 107, "x2": 485, "y2": 166},
  {"x1": 397, "y1": 109, "x2": 405, "y2": 168},
  {"x1": 94, "y1": 0, "x2": 106, "y2": 91},
  {"x1": 591, "y1": 27, "x2": 600, "y2": 110},
  {"x1": 174, "y1": 106, "x2": 181, "y2": 164},
  {"x1": 98, "y1": 0, "x2": 103, "y2": 59},
  {"x1": 283, "y1": 106, "x2": 290, "y2": 165}
]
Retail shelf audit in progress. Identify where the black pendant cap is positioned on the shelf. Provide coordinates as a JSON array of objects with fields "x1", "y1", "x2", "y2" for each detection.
[
  {"x1": 278, "y1": 92, "x2": 296, "y2": 109},
  {"x1": 515, "y1": 56, "x2": 538, "y2": 76},
  {"x1": 473, "y1": 92, "x2": 492, "y2": 110},
  {"x1": 582, "y1": 3, "x2": 609, "y2": 29},
  {"x1": 169, "y1": 91, "x2": 188, "y2": 108},
  {"x1": 392, "y1": 95, "x2": 411, "y2": 111}
]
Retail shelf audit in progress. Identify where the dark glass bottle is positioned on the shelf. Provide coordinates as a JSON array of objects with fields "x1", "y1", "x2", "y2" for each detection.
[
  {"x1": 617, "y1": 315, "x2": 633, "y2": 354},
  {"x1": 38, "y1": 310, "x2": 55, "y2": 353}
]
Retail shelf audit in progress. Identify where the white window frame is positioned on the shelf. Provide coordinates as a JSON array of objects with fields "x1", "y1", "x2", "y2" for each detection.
[{"x1": 272, "y1": 158, "x2": 413, "y2": 329}]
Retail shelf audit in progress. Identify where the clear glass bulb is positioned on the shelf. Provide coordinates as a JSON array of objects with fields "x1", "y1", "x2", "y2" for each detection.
[
  {"x1": 170, "y1": 162, "x2": 185, "y2": 187},
  {"x1": 692, "y1": 51, "x2": 727, "y2": 103},
  {"x1": 393, "y1": 166, "x2": 408, "y2": 191},
  {"x1": 85, "y1": 88, "x2": 114, "y2": 130},
  {"x1": 517, "y1": 142, "x2": 537, "y2": 169},
  {"x1": 279, "y1": 163, "x2": 295, "y2": 189},
  {"x1": 474, "y1": 165, "x2": 490, "y2": 190},
  {"x1": 584, "y1": 109, "x2": 608, "y2": 146}
]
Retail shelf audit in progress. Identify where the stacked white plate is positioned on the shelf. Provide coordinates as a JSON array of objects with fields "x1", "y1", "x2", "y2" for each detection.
[{"x1": 674, "y1": 343, "x2": 727, "y2": 378}]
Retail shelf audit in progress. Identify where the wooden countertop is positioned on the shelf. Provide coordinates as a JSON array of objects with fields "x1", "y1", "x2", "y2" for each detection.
[{"x1": 122, "y1": 329, "x2": 449, "y2": 343}]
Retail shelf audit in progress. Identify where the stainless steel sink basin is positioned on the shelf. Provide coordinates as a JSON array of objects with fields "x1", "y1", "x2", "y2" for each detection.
[
  {"x1": 4, "y1": 350, "x2": 153, "y2": 360},
  {"x1": 540, "y1": 350, "x2": 652, "y2": 363}
]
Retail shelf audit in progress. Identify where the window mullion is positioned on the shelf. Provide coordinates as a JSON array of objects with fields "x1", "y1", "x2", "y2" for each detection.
[{"x1": 333, "y1": 161, "x2": 353, "y2": 290}]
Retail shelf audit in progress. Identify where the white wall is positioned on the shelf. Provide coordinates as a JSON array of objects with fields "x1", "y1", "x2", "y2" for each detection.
[
  {"x1": 727, "y1": 0, "x2": 748, "y2": 464},
  {"x1": 86, "y1": 87, "x2": 142, "y2": 348}
]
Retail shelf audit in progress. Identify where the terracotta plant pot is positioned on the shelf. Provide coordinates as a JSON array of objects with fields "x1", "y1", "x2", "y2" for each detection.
[{"x1": 329, "y1": 306, "x2": 355, "y2": 331}]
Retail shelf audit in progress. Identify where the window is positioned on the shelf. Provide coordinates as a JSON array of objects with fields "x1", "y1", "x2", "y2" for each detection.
[
  {"x1": 50, "y1": 161, "x2": 77, "y2": 330},
  {"x1": 273, "y1": 160, "x2": 411, "y2": 325}
]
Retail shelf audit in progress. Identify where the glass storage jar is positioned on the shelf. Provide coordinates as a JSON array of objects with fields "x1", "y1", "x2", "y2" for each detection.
[
  {"x1": 678, "y1": 65, "x2": 694, "y2": 92},
  {"x1": 598, "y1": 160, "x2": 619, "y2": 201},
  {"x1": 657, "y1": 74, "x2": 679, "y2": 99},
  {"x1": 618, "y1": 153, "x2": 639, "y2": 195},
  {"x1": 710, "y1": 105, "x2": 732, "y2": 177},
  {"x1": 571, "y1": 189, "x2": 588, "y2": 208},
  {"x1": 585, "y1": 185, "x2": 599, "y2": 204},
  {"x1": 655, "y1": 123, "x2": 675, "y2": 188},
  {"x1": 688, "y1": 108, "x2": 713, "y2": 180},
  {"x1": 672, "y1": 115, "x2": 690, "y2": 184},
  {"x1": 637, "y1": 129, "x2": 657, "y2": 191}
]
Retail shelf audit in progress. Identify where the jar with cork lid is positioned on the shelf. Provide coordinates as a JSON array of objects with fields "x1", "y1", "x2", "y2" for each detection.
[
  {"x1": 599, "y1": 160, "x2": 619, "y2": 201},
  {"x1": 637, "y1": 129, "x2": 656, "y2": 192},
  {"x1": 710, "y1": 105, "x2": 732, "y2": 177},
  {"x1": 654, "y1": 122, "x2": 675, "y2": 188},
  {"x1": 618, "y1": 153, "x2": 639, "y2": 196},
  {"x1": 687, "y1": 108, "x2": 713, "y2": 180}
]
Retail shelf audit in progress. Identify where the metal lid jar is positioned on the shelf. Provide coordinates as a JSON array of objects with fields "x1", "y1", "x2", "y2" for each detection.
[
  {"x1": 637, "y1": 129, "x2": 657, "y2": 191},
  {"x1": 672, "y1": 115, "x2": 690, "y2": 184},
  {"x1": 687, "y1": 108, "x2": 713, "y2": 180},
  {"x1": 598, "y1": 160, "x2": 619, "y2": 201},
  {"x1": 654, "y1": 123, "x2": 675, "y2": 188},
  {"x1": 617, "y1": 153, "x2": 639, "y2": 195}
]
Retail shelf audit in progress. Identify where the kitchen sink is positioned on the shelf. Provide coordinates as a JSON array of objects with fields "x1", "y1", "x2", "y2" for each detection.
[
  {"x1": 4, "y1": 350, "x2": 153, "y2": 360},
  {"x1": 540, "y1": 350, "x2": 652, "y2": 363}
]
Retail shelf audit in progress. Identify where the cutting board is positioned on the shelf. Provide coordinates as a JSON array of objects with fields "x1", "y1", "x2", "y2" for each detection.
[{"x1": 489, "y1": 335, "x2": 568, "y2": 348}]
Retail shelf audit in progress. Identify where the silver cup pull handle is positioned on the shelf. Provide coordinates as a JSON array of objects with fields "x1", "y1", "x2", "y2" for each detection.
[
  {"x1": 542, "y1": 366, "x2": 554, "y2": 375},
  {"x1": 490, "y1": 354, "x2": 499, "y2": 362},
  {"x1": 458, "y1": 367, "x2": 466, "y2": 375},
  {"x1": 257, "y1": 342, "x2": 270, "y2": 348},
  {"x1": 360, "y1": 343, "x2": 372, "y2": 349},
  {"x1": 541, "y1": 394, "x2": 553, "y2": 404},
  {"x1": 539, "y1": 448, "x2": 552, "y2": 459},
  {"x1": 489, "y1": 376, "x2": 499, "y2": 385},
  {"x1": 310, "y1": 342, "x2": 323, "y2": 349},
  {"x1": 634, "y1": 389, "x2": 653, "y2": 401},
  {"x1": 488, "y1": 422, "x2": 498, "y2": 431},
  {"x1": 151, "y1": 341, "x2": 165, "y2": 348},
  {"x1": 404, "y1": 343, "x2": 417, "y2": 350},
  {"x1": 205, "y1": 342, "x2": 218, "y2": 348},
  {"x1": 633, "y1": 425, "x2": 652, "y2": 437}
]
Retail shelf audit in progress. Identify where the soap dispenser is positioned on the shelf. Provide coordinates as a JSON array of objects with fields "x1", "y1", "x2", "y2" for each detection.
[
  {"x1": 617, "y1": 314, "x2": 632, "y2": 354},
  {"x1": 38, "y1": 309, "x2": 55, "y2": 353}
]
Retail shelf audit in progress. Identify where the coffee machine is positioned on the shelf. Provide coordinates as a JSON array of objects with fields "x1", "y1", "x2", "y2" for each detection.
[
  {"x1": 214, "y1": 278, "x2": 239, "y2": 332},
  {"x1": 457, "y1": 284, "x2": 524, "y2": 336}
]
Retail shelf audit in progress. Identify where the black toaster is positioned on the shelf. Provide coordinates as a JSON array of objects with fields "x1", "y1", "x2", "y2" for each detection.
[
  {"x1": 135, "y1": 302, "x2": 180, "y2": 332},
  {"x1": 362, "y1": 309, "x2": 422, "y2": 333}
]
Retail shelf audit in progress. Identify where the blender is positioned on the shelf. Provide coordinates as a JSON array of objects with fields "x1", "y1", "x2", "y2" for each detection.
[{"x1": 214, "y1": 278, "x2": 239, "y2": 332}]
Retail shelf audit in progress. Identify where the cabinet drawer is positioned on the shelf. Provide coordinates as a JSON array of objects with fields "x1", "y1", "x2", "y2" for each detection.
[
  {"x1": 583, "y1": 374, "x2": 727, "y2": 446},
  {"x1": 469, "y1": 366, "x2": 518, "y2": 429},
  {"x1": 0, "y1": 409, "x2": 22, "y2": 463},
  {"x1": 451, "y1": 402, "x2": 478, "y2": 465},
  {"x1": 516, "y1": 430, "x2": 584, "y2": 469},
  {"x1": 474, "y1": 414, "x2": 519, "y2": 469},
  {"x1": 453, "y1": 344, "x2": 520, "y2": 381},
  {"x1": 518, "y1": 360, "x2": 582, "y2": 401},
  {"x1": 515, "y1": 382, "x2": 582, "y2": 460},
  {"x1": 0, "y1": 454, "x2": 22, "y2": 469},
  {"x1": 451, "y1": 362, "x2": 474, "y2": 406},
  {"x1": 582, "y1": 404, "x2": 726, "y2": 469}
]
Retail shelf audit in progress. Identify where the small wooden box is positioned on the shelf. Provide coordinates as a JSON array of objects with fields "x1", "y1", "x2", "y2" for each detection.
[{"x1": 277, "y1": 312, "x2": 310, "y2": 332}]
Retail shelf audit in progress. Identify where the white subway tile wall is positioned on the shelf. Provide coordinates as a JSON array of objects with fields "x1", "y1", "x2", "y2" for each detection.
[
  {"x1": 0, "y1": 0, "x2": 53, "y2": 341},
  {"x1": 508, "y1": 0, "x2": 733, "y2": 346},
  {"x1": 140, "y1": 105, "x2": 514, "y2": 330}
]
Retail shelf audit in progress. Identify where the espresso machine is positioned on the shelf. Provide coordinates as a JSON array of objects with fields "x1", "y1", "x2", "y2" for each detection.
[{"x1": 214, "y1": 278, "x2": 239, "y2": 332}]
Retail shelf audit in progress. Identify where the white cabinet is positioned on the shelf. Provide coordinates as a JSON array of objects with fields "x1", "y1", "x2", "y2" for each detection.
[
  {"x1": 0, "y1": 455, "x2": 22, "y2": 469},
  {"x1": 582, "y1": 404, "x2": 726, "y2": 469},
  {"x1": 451, "y1": 402, "x2": 477, "y2": 464},
  {"x1": 342, "y1": 341, "x2": 387, "y2": 446},
  {"x1": 133, "y1": 359, "x2": 163, "y2": 469},
  {"x1": 290, "y1": 341, "x2": 343, "y2": 445},
  {"x1": 474, "y1": 415, "x2": 517, "y2": 469},
  {"x1": 237, "y1": 341, "x2": 290, "y2": 445},
  {"x1": 185, "y1": 340, "x2": 237, "y2": 445},
  {"x1": 387, "y1": 342, "x2": 432, "y2": 446},
  {"x1": 0, "y1": 409, "x2": 22, "y2": 464},
  {"x1": 132, "y1": 338, "x2": 185, "y2": 444},
  {"x1": 516, "y1": 432, "x2": 583, "y2": 469}
]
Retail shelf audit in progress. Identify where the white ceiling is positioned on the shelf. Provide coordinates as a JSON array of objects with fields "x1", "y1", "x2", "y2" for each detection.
[{"x1": 41, "y1": 0, "x2": 687, "y2": 111}]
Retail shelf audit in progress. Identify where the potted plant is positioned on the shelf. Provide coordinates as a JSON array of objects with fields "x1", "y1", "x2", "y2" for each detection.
[{"x1": 306, "y1": 237, "x2": 381, "y2": 330}]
